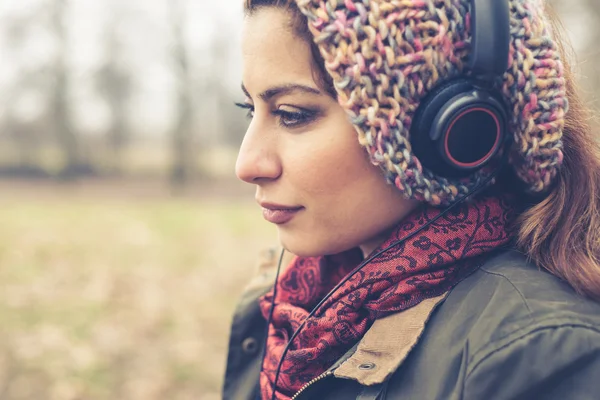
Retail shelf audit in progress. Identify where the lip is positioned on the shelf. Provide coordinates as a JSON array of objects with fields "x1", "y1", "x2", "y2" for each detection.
[{"x1": 259, "y1": 202, "x2": 303, "y2": 225}]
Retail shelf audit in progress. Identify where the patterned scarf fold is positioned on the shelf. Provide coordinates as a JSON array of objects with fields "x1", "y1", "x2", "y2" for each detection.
[{"x1": 259, "y1": 195, "x2": 516, "y2": 400}]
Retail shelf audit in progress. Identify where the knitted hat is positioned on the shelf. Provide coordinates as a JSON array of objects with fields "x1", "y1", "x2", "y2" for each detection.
[{"x1": 294, "y1": 0, "x2": 567, "y2": 205}]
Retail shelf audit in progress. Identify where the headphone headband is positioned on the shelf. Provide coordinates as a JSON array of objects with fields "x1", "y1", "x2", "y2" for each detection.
[{"x1": 469, "y1": 0, "x2": 511, "y2": 76}]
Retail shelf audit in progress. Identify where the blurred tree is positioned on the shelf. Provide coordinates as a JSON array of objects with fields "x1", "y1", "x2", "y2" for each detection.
[
  {"x1": 50, "y1": 0, "x2": 90, "y2": 178},
  {"x1": 168, "y1": 0, "x2": 195, "y2": 191},
  {"x1": 206, "y1": 29, "x2": 248, "y2": 148},
  {"x1": 95, "y1": 12, "x2": 133, "y2": 175},
  {"x1": 550, "y1": 0, "x2": 600, "y2": 109},
  {"x1": 0, "y1": 7, "x2": 50, "y2": 177},
  {"x1": 582, "y1": 0, "x2": 600, "y2": 101}
]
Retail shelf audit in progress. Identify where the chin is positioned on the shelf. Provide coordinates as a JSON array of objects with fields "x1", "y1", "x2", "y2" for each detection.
[
  {"x1": 278, "y1": 239, "x2": 320, "y2": 258},
  {"x1": 278, "y1": 231, "x2": 355, "y2": 258}
]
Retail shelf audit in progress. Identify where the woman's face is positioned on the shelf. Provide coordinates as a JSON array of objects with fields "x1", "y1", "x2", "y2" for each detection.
[{"x1": 236, "y1": 7, "x2": 419, "y2": 258}]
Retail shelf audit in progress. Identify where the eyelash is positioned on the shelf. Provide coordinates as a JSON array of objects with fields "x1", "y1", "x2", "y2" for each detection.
[{"x1": 234, "y1": 102, "x2": 318, "y2": 129}]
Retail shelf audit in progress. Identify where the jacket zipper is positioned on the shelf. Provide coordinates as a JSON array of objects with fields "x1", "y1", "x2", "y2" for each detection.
[{"x1": 290, "y1": 370, "x2": 334, "y2": 400}]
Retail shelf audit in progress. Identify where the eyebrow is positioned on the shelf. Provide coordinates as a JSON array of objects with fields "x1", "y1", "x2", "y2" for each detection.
[{"x1": 241, "y1": 83, "x2": 322, "y2": 102}]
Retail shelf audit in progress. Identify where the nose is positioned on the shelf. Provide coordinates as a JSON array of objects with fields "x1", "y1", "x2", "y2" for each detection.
[{"x1": 235, "y1": 122, "x2": 282, "y2": 184}]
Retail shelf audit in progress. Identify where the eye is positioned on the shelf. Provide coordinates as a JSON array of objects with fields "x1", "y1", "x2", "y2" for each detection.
[
  {"x1": 273, "y1": 106, "x2": 319, "y2": 128},
  {"x1": 234, "y1": 102, "x2": 254, "y2": 119}
]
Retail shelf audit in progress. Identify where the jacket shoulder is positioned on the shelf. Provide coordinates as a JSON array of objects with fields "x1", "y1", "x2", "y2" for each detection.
[
  {"x1": 464, "y1": 317, "x2": 600, "y2": 399},
  {"x1": 476, "y1": 250, "x2": 600, "y2": 320},
  {"x1": 455, "y1": 250, "x2": 600, "y2": 399},
  {"x1": 450, "y1": 250, "x2": 600, "y2": 348}
]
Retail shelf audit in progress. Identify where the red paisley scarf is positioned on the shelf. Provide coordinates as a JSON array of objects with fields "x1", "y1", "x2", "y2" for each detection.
[{"x1": 259, "y1": 195, "x2": 516, "y2": 399}]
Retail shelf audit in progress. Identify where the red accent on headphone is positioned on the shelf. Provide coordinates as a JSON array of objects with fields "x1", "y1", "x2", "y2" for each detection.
[{"x1": 443, "y1": 107, "x2": 501, "y2": 168}]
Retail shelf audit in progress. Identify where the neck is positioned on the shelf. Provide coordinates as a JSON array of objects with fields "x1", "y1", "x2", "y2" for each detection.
[
  {"x1": 359, "y1": 203, "x2": 422, "y2": 258},
  {"x1": 359, "y1": 228, "x2": 394, "y2": 259}
]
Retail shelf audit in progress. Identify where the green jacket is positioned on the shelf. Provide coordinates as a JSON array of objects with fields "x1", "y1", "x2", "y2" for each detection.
[{"x1": 222, "y1": 249, "x2": 600, "y2": 400}]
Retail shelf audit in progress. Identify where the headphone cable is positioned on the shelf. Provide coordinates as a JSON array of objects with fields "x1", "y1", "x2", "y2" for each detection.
[{"x1": 263, "y1": 164, "x2": 505, "y2": 400}]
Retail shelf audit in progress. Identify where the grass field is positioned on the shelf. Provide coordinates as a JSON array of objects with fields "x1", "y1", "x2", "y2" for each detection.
[{"x1": 0, "y1": 181, "x2": 275, "y2": 400}]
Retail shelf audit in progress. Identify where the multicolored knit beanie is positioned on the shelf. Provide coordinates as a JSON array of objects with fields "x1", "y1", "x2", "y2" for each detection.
[{"x1": 294, "y1": 0, "x2": 567, "y2": 205}]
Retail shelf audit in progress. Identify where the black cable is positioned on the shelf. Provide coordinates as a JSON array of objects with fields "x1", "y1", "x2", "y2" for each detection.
[{"x1": 266, "y1": 165, "x2": 505, "y2": 400}]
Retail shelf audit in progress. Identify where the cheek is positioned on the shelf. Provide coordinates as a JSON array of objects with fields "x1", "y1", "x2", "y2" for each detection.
[
  {"x1": 276, "y1": 110, "x2": 415, "y2": 256},
  {"x1": 285, "y1": 117, "x2": 380, "y2": 211}
]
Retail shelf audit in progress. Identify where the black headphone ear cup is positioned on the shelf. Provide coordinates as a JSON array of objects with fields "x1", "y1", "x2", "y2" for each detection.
[
  {"x1": 411, "y1": 79, "x2": 477, "y2": 176},
  {"x1": 434, "y1": 92, "x2": 507, "y2": 171},
  {"x1": 411, "y1": 79, "x2": 507, "y2": 178},
  {"x1": 411, "y1": 79, "x2": 475, "y2": 143}
]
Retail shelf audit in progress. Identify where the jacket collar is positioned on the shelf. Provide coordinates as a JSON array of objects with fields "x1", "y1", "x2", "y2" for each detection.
[
  {"x1": 333, "y1": 293, "x2": 447, "y2": 385},
  {"x1": 247, "y1": 247, "x2": 447, "y2": 385}
]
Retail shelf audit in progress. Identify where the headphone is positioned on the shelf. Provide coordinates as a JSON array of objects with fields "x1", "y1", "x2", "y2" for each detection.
[
  {"x1": 410, "y1": 0, "x2": 511, "y2": 179},
  {"x1": 263, "y1": 1, "x2": 512, "y2": 398}
]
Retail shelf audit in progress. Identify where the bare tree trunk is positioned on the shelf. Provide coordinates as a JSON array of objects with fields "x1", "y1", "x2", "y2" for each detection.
[
  {"x1": 97, "y1": 12, "x2": 132, "y2": 175},
  {"x1": 50, "y1": 0, "x2": 81, "y2": 178},
  {"x1": 168, "y1": 0, "x2": 195, "y2": 192},
  {"x1": 205, "y1": 30, "x2": 245, "y2": 148}
]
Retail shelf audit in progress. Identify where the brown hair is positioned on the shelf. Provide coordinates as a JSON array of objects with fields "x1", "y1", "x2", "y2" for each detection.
[
  {"x1": 516, "y1": 5, "x2": 600, "y2": 301},
  {"x1": 244, "y1": 1, "x2": 600, "y2": 301}
]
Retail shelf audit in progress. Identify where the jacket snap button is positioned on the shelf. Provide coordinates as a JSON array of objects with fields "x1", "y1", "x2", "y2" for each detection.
[
  {"x1": 242, "y1": 337, "x2": 258, "y2": 355},
  {"x1": 358, "y1": 362, "x2": 376, "y2": 370}
]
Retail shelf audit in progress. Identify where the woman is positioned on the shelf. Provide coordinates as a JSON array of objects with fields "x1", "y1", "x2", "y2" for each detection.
[{"x1": 224, "y1": 0, "x2": 600, "y2": 399}]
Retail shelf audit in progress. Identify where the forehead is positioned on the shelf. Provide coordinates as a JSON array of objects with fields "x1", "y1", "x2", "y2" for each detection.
[{"x1": 241, "y1": 8, "x2": 316, "y2": 90}]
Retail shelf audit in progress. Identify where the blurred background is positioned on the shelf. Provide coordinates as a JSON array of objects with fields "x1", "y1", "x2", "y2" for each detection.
[{"x1": 0, "y1": 0, "x2": 597, "y2": 399}]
